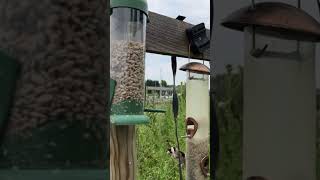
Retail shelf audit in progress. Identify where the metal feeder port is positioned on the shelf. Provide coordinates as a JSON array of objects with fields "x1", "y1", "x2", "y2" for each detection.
[
  {"x1": 110, "y1": 0, "x2": 150, "y2": 125},
  {"x1": 186, "y1": 117, "x2": 198, "y2": 139},
  {"x1": 200, "y1": 155, "x2": 210, "y2": 177}
]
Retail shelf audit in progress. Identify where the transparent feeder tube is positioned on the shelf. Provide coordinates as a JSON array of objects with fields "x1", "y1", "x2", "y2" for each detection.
[
  {"x1": 186, "y1": 72, "x2": 210, "y2": 180},
  {"x1": 110, "y1": 8, "x2": 147, "y2": 116}
]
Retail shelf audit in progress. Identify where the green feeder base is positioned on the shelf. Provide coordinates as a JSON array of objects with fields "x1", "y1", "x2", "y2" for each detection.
[
  {"x1": 0, "y1": 170, "x2": 108, "y2": 180},
  {"x1": 111, "y1": 115, "x2": 149, "y2": 125},
  {"x1": 110, "y1": 0, "x2": 149, "y2": 17}
]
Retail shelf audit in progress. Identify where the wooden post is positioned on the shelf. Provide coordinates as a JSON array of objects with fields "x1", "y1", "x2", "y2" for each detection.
[{"x1": 110, "y1": 125, "x2": 137, "y2": 180}]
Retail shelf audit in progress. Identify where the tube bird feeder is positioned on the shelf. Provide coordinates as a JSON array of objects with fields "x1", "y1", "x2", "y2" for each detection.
[
  {"x1": 110, "y1": 0, "x2": 149, "y2": 179},
  {"x1": 110, "y1": 0, "x2": 149, "y2": 125},
  {"x1": 221, "y1": 1, "x2": 320, "y2": 179},
  {"x1": 180, "y1": 62, "x2": 210, "y2": 180}
]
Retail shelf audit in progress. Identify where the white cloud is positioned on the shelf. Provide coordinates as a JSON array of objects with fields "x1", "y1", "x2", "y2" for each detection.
[{"x1": 148, "y1": 0, "x2": 210, "y2": 28}]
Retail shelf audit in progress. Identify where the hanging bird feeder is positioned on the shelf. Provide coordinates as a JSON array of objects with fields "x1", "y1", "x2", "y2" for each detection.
[
  {"x1": 110, "y1": 0, "x2": 150, "y2": 125},
  {"x1": 220, "y1": 1, "x2": 319, "y2": 179},
  {"x1": 180, "y1": 62, "x2": 210, "y2": 180},
  {"x1": 221, "y1": 2, "x2": 320, "y2": 42}
]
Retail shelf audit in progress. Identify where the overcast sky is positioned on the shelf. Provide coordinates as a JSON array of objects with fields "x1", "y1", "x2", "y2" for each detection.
[{"x1": 145, "y1": 0, "x2": 210, "y2": 85}]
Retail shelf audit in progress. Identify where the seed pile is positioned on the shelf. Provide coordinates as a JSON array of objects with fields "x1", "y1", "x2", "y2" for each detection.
[
  {"x1": 110, "y1": 40, "x2": 145, "y2": 104},
  {"x1": 187, "y1": 138, "x2": 209, "y2": 180},
  {"x1": 0, "y1": 0, "x2": 108, "y2": 137}
]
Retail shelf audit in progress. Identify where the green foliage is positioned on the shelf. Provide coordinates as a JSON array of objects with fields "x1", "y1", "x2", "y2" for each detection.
[
  {"x1": 214, "y1": 64, "x2": 320, "y2": 179},
  {"x1": 137, "y1": 93, "x2": 186, "y2": 180},
  {"x1": 215, "y1": 65, "x2": 243, "y2": 180},
  {"x1": 176, "y1": 83, "x2": 186, "y2": 98},
  {"x1": 139, "y1": 65, "x2": 320, "y2": 179},
  {"x1": 145, "y1": 79, "x2": 160, "y2": 87},
  {"x1": 160, "y1": 80, "x2": 168, "y2": 87},
  {"x1": 145, "y1": 79, "x2": 161, "y2": 96}
]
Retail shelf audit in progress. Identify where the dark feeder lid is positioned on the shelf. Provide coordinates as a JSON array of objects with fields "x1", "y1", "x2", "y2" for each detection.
[
  {"x1": 179, "y1": 62, "x2": 210, "y2": 75},
  {"x1": 221, "y1": 2, "x2": 320, "y2": 42}
]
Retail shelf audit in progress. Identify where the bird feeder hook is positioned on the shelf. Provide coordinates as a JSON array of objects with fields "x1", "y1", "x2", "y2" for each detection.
[{"x1": 250, "y1": 0, "x2": 302, "y2": 58}]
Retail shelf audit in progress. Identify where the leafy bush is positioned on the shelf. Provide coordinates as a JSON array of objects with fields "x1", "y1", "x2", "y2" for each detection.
[{"x1": 137, "y1": 93, "x2": 186, "y2": 179}]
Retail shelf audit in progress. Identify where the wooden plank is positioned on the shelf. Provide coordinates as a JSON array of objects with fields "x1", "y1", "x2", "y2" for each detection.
[
  {"x1": 110, "y1": 125, "x2": 136, "y2": 180},
  {"x1": 146, "y1": 11, "x2": 210, "y2": 61}
]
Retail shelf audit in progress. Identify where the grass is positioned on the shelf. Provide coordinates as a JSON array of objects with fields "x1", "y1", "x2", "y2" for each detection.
[
  {"x1": 137, "y1": 65, "x2": 320, "y2": 180},
  {"x1": 137, "y1": 95, "x2": 186, "y2": 180}
]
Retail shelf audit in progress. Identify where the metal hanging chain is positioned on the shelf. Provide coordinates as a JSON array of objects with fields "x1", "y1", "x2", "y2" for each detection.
[
  {"x1": 251, "y1": 0, "x2": 258, "y2": 56},
  {"x1": 188, "y1": 44, "x2": 191, "y2": 63},
  {"x1": 297, "y1": 0, "x2": 301, "y2": 52},
  {"x1": 171, "y1": 56, "x2": 183, "y2": 180},
  {"x1": 317, "y1": 0, "x2": 320, "y2": 17},
  {"x1": 188, "y1": 44, "x2": 191, "y2": 79},
  {"x1": 202, "y1": 52, "x2": 205, "y2": 64}
]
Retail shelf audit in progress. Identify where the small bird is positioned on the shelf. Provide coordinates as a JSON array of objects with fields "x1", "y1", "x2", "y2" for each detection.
[{"x1": 167, "y1": 146, "x2": 186, "y2": 167}]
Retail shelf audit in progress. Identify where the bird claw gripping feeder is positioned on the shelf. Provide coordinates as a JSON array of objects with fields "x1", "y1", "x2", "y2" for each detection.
[
  {"x1": 110, "y1": 0, "x2": 149, "y2": 125},
  {"x1": 222, "y1": 1, "x2": 320, "y2": 179},
  {"x1": 180, "y1": 62, "x2": 210, "y2": 180}
]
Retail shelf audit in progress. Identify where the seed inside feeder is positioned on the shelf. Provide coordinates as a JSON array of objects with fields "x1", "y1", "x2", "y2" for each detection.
[
  {"x1": 0, "y1": 0, "x2": 108, "y2": 168},
  {"x1": 111, "y1": 40, "x2": 145, "y2": 104},
  {"x1": 186, "y1": 138, "x2": 209, "y2": 180}
]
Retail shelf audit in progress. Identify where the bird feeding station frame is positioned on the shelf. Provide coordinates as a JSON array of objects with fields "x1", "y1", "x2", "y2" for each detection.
[{"x1": 109, "y1": 7, "x2": 211, "y2": 180}]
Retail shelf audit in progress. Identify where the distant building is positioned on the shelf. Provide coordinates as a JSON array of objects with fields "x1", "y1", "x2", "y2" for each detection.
[{"x1": 146, "y1": 86, "x2": 173, "y2": 98}]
